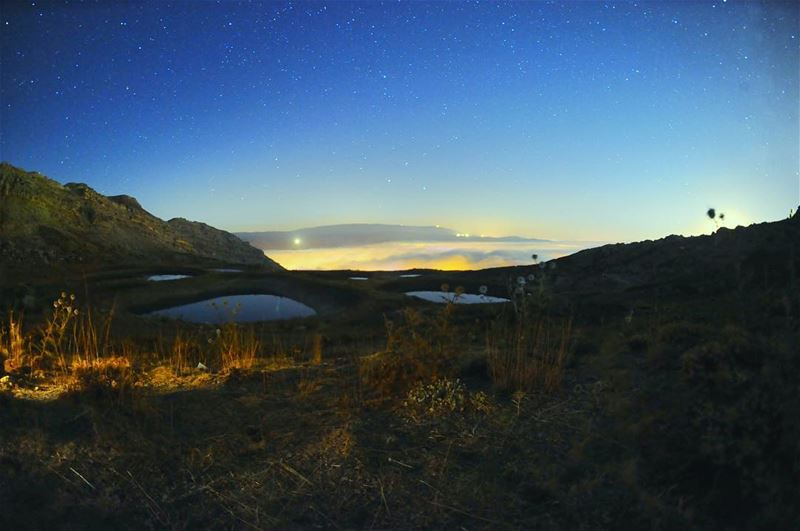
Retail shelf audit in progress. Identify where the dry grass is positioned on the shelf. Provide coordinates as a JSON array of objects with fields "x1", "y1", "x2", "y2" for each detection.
[
  {"x1": 164, "y1": 329, "x2": 195, "y2": 374},
  {"x1": 69, "y1": 356, "x2": 136, "y2": 402},
  {"x1": 216, "y1": 323, "x2": 260, "y2": 371},
  {"x1": 1, "y1": 311, "x2": 27, "y2": 374},
  {"x1": 359, "y1": 306, "x2": 460, "y2": 404},
  {"x1": 486, "y1": 313, "x2": 573, "y2": 393}
]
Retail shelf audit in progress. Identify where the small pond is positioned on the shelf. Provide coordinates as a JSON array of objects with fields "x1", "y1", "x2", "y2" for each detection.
[
  {"x1": 148, "y1": 294, "x2": 316, "y2": 323},
  {"x1": 406, "y1": 291, "x2": 510, "y2": 304},
  {"x1": 349, "y1": 277, "x2": 369, "y2": 281},
  {"x1": 399, "y1": 274, "x2": 422, "y2": 278},
  {"x1": 147, "y1": 274, "x2": 191, "y2": 282},
  {"x1": 210, "y1": 268, "x2": 243, "y2": 273}
]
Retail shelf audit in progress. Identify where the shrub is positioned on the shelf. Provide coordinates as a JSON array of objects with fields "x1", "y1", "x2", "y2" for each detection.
[
  {"x1": 359, "y1": 306, "x2": 460, "y2": 403},
  {"x1": 636, "y1": 324, "x2": 800, "y2": 527},
  {"x1": 69, "y1": 356, "x2": 136, "y2": 403},
  {"x1": 403, "y1": 377, "x2": 467, "y2": 421}
]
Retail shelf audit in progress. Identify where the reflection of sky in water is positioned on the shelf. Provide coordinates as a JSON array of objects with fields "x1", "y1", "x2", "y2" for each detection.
[
  {"x1": 406, "y1": 291, "x2": 510, "y2": 304},
  {"x1": 148, "y1": 294, "x2": 316, "y2": 323},
  {"x1": 265, "y1": 240, "x2": 603, "y2": 271},
  {"x1": 147, "y1": 274, "x2": 191, "y2": 281}
]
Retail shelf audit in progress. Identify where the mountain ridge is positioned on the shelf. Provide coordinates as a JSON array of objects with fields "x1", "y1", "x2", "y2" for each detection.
[
  {"x1": 238, "y1": 223, "x2": 549, "y2": 251},
  {"x1": 0, "y1": 162, "x2": 281, "y2": 270}
]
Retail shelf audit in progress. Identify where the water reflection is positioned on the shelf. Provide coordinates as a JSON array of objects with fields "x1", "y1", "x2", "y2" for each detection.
[
  {"x1": 148, "y1": 294, "x2": 316, "y2": 323},
  {"x1": 147, "y1": 274, "x2": 191, "y2": 282},
  {"x1": 406, "y1": 291, "x2": 510, "y2": 304}
]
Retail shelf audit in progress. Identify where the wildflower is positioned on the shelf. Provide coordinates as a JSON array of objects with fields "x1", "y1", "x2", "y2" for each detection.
[
  {"x1": 73, "y1": 309, "x2": 79, "y2": 315},
  {"x1": 539, "y1": 261, "x2": 546, "y2": 269},
  {"x1": 215, "y1": 328, "x2": 221, "y2": 336},
  {"x1": 61, "y1": 291, "x2": 67, "y2": 298},
  {"x1": 70, "y1": 294, "x2": 76, "y2": 301},
  {"x1": 527, "y1": 274, "x2": 535, "y2": 282},
  {"x1": 478, "y1": 285, "x2": 488, "y2": 295},
  {"x1": 531, "y1": 253, "x2": 538, "y2": 261},
  {"x1": 516, "y1": 276, "x2": 526, "y2": 286},
  {"x1": 440, "y1": 283, "x2": 450, "y2": 293}
]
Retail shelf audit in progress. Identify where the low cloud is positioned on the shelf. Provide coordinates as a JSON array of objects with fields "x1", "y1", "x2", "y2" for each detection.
[{"x1": 266, "y1": 240, "x2": 601, "y2": 271}]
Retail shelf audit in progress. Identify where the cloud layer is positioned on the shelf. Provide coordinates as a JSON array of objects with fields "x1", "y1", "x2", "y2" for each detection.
[{"x1": 266, "y1": 240, "x2": 601, "y2": 271}]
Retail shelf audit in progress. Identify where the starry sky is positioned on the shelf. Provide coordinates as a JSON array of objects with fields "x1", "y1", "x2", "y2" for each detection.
[{"x1": 2, "y1": 0, "x2": 798, "y2": 243}]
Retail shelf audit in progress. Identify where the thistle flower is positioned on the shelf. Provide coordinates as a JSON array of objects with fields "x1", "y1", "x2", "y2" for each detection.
[
  {"x1": 516, "y1": 276, "x2": 526, "y2": 286},
  {"x1": 70, "y1": 294, "x2": 76, "y2": 301},
  {"x1": 61, "y1": 292, "x2": 67, "y2": 299},
  {"x1": 440, "y1": 283, "x2": 450, "y2": 293},
  {"x1": 531, "y1": 253, "x2": 538, "y2": 261},
  {"x1": 527, "y1": 274, "x2": 535, "y2": 282},
  {"x1": 479, "y1": 285, "x2": 488, "y2": 295}
]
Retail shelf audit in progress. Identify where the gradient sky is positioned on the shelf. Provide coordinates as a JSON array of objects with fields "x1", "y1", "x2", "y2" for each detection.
[{"x1": 2, "y1": 0, "x2": 798, "y2": 242}]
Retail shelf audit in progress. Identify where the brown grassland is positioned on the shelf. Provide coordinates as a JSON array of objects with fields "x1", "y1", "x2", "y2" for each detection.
[{"x1": 1, "y1": 239, "x2": 799, "y2": 530}]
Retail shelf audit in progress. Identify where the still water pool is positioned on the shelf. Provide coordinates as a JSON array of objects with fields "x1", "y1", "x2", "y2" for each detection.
[
  {"x1": 148, "y1": 294, "x2": 316, "y2": 323},
  {"x1": 405, "y1": 291, "x2": 510, "y2": 304}
]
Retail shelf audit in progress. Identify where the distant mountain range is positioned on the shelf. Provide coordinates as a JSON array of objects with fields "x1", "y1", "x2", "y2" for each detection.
[
  {"x1": 0, "y1": 163, "x2": 281, "y2": 269},
  {"x1": 238, "y1": 223, "x2": 549, "y2": 250}
]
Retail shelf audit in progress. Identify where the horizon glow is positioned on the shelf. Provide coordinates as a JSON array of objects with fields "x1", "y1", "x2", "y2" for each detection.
[
  {"x1": 264, "y1": 239, "x2": 599, "y2": 271},
  {"x1": 1, "y1": 1, "x2": 798, "y2": 245}
]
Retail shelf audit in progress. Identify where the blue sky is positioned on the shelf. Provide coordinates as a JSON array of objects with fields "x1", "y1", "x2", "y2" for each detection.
[{"x1": 2, "y1": 0, "x2": 798, "y2": 242}]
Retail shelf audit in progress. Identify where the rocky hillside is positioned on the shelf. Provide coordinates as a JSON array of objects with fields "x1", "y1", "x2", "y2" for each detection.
[
  {"x1": 0, "y1": 163, "x2": 282, "y2": 269},
  {"x1": 545, "y1": 209, "x2": 800, "y2": 302}
]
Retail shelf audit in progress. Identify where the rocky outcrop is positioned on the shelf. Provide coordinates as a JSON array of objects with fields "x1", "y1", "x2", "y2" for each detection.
[
  {"x1": 0, "y1": 162, "x2": 282, "y2": 269},
  {"x1": 547, "y1": 210, "x2": 800, "y2": 298}
]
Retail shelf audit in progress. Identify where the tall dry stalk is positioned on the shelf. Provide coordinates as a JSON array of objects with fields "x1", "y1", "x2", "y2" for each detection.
[
  {"x1": 217, "y1": 323, "x2": 260, "y2": 370},
  {"x1": 70, "y1": 302, "x2": 115, "y2": 366},
  {"x1": 1, "y1": 312, "x2": 27, "y2": 373},
  {"x1": 486, "y1": 313, "x2": 573, "y2": 393},
  {"x1": 169, "y1": 330, "x2": 194, "y2": 374},
  {"x1": 311, "y1": 333, "x2": 324, "y2": 365}
]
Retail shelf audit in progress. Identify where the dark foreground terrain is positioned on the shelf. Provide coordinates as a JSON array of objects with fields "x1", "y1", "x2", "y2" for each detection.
[{"x1": 1, "y1": 211, "x2": 799, "y2": 530}]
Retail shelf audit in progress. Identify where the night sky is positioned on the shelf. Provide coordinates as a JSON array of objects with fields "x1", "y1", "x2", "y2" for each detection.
[{"x1": 2, "y1": 0, "x2": 798, "y2": 242}]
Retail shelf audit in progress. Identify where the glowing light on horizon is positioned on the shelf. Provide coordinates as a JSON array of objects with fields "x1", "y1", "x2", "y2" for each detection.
[{"x1": 263, "y1": 240, "x2": 600, "y2": 271}]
